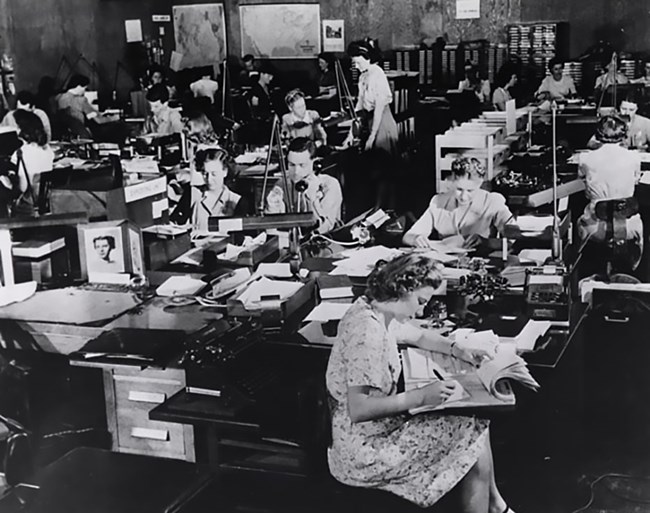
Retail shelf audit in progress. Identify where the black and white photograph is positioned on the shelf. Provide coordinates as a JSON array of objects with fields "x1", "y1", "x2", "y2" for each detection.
[{"x1": 2, "y1": 1, "x2": 650, "y2": 513}]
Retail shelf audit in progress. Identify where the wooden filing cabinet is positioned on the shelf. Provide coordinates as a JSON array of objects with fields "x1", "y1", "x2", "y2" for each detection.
[{"x1": 102, "y1": 365, "x2": 195, "y2": 462}]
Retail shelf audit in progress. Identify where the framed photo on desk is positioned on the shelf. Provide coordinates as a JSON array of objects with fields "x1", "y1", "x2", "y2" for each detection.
[{"x1": 78, "y1": 220, "x2": 144, "y2": 283}]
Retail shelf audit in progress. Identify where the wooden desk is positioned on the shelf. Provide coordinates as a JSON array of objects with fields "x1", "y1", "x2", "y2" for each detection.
[{"x1": 16, "y1": 447, "x2": 213, "y2": 513}]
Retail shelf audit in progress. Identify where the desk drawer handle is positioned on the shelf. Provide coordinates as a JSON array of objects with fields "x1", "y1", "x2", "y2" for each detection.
[
  {"x1": 603, "y1": 315, "x2": 630, "y2": 324},
  {"x1": 130, "y1": 427, "x2": 169, "y2": 442},
  {"x1": 127, "y1": 391, "x2": 166, "y2": 404}
]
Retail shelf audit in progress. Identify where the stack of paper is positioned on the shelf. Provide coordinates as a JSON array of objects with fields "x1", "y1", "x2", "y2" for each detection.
[
  {"x1": 516, "y1": 215, "x2": 553, "y2": 233},
  {"x1": 237, "y1": 277, "x2": 303, "y2": 309},
  {"x1": 304, "y1": 302, "x2": 352, "y2": 322},
  {"x1": 330, "y1": 246, "x2": 403, "y2": 277}
]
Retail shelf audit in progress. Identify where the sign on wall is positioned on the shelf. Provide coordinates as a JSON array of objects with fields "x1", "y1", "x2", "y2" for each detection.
[
  {"x1": 456, "y1": 0, "x2": 480, "y2": 19},
  {"x1": 172, "y1": 3, "x2": 227, "y2": 69},
  {"x1": 240, "y1": 4, "x2": 321, "y2": 59},
  {"x1": 322, "y1": 20, "x2": 344, "y2": 53}
]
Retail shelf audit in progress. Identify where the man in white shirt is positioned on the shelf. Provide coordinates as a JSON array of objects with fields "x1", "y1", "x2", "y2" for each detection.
[
  {"x1": 190, "y1": 73, "x2": 220, "y2": 104},
  {"x1": 1, "y1": 91, "x2": 51, "y2": 142},
  {"x1": 535, "y1": 58, "x2": 577, "y2": 101},
  {"x1": 265, "y1": 137, "x2": 342, "y2": 234}
]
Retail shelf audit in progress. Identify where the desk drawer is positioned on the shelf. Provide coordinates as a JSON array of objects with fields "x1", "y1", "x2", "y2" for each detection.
[
  {"x1": 116, "y1": 412, "x2": 186, "y2": 458},
  {"x1": 114, "y1": 377, "x2": 183, "y2": 414}
]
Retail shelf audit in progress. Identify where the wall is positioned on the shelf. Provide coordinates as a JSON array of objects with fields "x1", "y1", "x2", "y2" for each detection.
[
  {"x1": 2, "y1": 0, "x2": 523, "y2": 92},
  {"x1": 521, "y1": 0, "x2": 650, "y2": 58}
]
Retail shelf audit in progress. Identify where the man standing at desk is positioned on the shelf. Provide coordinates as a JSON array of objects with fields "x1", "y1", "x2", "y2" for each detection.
[
  {"x1": 145, "y1": 84, "x2": 183, "y2": 136},
  {"x1": 265, "y1": 137, "x2": 342, "y2": 234}
]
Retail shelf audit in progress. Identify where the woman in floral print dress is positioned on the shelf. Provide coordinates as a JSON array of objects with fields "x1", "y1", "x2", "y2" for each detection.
[{"x1": 326, "y1": 254, "x2": 514, "y2": 512}]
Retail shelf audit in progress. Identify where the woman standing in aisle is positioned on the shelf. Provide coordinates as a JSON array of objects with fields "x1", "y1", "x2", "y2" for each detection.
[{"x1": 344, "y1": 39, "x2": 399, "y2": 209}]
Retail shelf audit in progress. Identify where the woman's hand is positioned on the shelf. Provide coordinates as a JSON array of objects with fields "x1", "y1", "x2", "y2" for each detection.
[
  {"x1": 417, "y1": 380, "x2": 458, "y2": 407},
  {"x1": 462, "y1": 233, "x2": 486, "y2": 250},
  {"x1": 364, "y1": 133, "x2": 376, "y2": 151},
  {"x1": 413, "y1": 234, "x2": 432, "y2": 249},
  {"x1": 453, "y1": 337, "x2": 498, "y2": 365}
]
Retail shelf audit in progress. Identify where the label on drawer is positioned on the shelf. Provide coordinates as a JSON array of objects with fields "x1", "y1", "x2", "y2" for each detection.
[
  {"x1": 130, "y1": 427, "x2": 169, "y2": 441},
  {"x1": 127, "y1": 391, "x2": 166, "y2": 404}
]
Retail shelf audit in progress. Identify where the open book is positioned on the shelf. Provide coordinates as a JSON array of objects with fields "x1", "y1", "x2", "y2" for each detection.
[{"x1": 401, "y1": 347, "x2": 540, "y2": 414}]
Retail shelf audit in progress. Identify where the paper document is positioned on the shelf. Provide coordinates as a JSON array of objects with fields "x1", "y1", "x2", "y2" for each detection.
[
  {"x1": 156, "y1": 276, "x2": 205, "y2": 297},
  {"x1": 304, "y1": 302, "x2": 352, "y2": 322},
  {"x1": 333, "y1": 246, "x2": 402, "y2": 277},
  {"x1": 237, "y1": 277, "x2": 303, "y2": 309},
  {"x1": 518, "y1": 249, "x2": 552, "y2": 265},
  {"x1": 516, "y1": 216, "x2": 553, "y2": 232},
  {"x1": 257, "y1": 263, "x2": 293, "y2": 278}
]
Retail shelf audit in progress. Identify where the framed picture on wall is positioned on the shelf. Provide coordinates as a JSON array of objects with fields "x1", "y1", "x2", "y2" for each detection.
[
  {"x1": 239, "y1": 4, "x2": 321, "y2": 59},
  {"x1": 78, "y1": 220, "x2": 144, "y2": 284}
]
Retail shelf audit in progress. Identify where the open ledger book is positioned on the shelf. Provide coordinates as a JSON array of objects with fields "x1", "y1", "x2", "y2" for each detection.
[{"x1": 401, "y1": 347, "x2": 540, "y2": 414}]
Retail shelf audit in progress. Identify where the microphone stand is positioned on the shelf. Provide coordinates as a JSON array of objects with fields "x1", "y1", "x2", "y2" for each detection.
[
  {"x1": 551, "y1": 100, "x2": 562, "y2": 262},
  {"x1": 334, "y1": 59, "x2": 358, "y2": 124}
]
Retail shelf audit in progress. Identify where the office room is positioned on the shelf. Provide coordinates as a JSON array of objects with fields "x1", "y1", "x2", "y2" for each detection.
[{"x1": 1, "y1": 0, "x2": 650, "y2": 511}]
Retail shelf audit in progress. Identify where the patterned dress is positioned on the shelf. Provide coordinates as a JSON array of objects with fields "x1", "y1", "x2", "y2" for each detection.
[{"x1": 326, "y1": 297, "x2": 489, "y2": 508}]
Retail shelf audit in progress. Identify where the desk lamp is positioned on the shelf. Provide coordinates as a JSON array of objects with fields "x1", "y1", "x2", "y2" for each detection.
[{"x1": 258, "y1": 115, "x2": 302, "y2": 272}]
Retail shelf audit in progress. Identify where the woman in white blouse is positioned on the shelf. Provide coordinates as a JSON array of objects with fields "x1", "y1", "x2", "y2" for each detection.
[
  {"x1": 343, "y1": 39, "x2": 399, "y2": 208},
  {"x1": 492, "y1": 67, "x2": 518, "y2": 111}
]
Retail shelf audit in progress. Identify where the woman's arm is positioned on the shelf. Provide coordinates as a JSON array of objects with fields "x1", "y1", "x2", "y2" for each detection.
[{"x1": 347, "y1": 383, "x2": 454, "y2": 423}]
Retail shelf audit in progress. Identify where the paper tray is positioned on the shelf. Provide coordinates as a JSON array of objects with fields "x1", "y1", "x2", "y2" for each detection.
[{"x1": 203, "y1": 235, "x2": 280, "y2": 269}]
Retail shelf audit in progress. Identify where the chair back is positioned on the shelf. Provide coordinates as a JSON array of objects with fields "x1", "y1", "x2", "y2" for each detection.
[{"x1": 593, "y1": 196, "x2": 640, "y2": 271}]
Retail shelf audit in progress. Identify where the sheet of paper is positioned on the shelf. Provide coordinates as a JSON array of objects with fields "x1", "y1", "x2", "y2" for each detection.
[
  {"x1": 304, "y1": 302, "x2": 352, "y2": 322},
  {"x1": 516, "y1": 215, "x2": 553, "y2": 232},
  {"x1": 156, "y1": 276, "x2": 205, "y2": 297},
  {"x1": 640, "y1": 172, "x2": 650, "y2": 185},
  {"x1": 171, "y1": 246, "x2": 204, "y2": 266},
  {"x1": 169, "y1": 51, "x2": 183, "y2": 72},
  {"x1": 257, "y1": 263, "x2": 293, "y2": 278},
  {"x1": 518, "y1": 249, "x2": 552, "y2": 265},
  {"x1": 124, "y1": 20, "x2": 143, "y2": 43},
  {"x1": 0, "y1": 281, "x2": 36, "y2": 307}
]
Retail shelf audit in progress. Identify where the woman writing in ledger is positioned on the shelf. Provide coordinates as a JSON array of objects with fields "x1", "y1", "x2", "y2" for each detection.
[
  {"x1": 403, "y1": 157, "x2": 513, "y2": 249},
  {"x1": 327, "y1": 253, "x2": 514, "y2": 512},
  {"x1": 344, "y1": 39, "x2": 398, "y2": 207},
  {"x1": 190, "y1": 148, "x2": 248, "y2": 232},
  {"x1": 281, "y1": 89, "x2": 327, "y2": 146}
]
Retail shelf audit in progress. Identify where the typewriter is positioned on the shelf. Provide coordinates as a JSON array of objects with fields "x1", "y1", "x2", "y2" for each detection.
[{"x1": 180, "y1": 318, "x2": 285, "y2": 409}]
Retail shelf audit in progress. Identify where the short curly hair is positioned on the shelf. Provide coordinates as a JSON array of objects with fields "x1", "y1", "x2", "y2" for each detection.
[
  {"x1": 451, "y1": 156, "x2": 486, "y2": 180},
  {"x1": 595, "y1": 115, "x2": 628, "y2": 144},
  {"x1": 365, "y1": 254, "x2": 442, "y2": 302}
]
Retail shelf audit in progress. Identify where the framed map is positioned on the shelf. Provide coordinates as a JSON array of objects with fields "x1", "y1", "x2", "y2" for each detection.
[
  {"x1": 239, "y1": 4, "x2": 321, "y2": 59},
  {"x1": 173, "y1": 3, "x2": 227, "y2": 69}
]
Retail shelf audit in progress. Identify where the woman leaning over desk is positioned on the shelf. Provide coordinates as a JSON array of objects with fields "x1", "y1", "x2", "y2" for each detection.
[
  {"x1": 403, "y1": 157, "x2": 513, "y2": 250},
  {"x1": 326, "y1": 253, "x2": 514, "y2": 512}
]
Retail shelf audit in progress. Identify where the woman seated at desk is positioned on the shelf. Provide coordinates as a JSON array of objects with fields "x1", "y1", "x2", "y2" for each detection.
[
  {"x1": 327, "y1": 253, "x2": 514, "y2": 512},
  {"x1": 281, "y1": 89, "x2": 327, "y2": 146},
  {"x1": 535, "y1": 58, "x2": 577, "y2": 102},
  {"x1": 189, "y1": 148, "x2": 249, "y2": 232},
  {"x1": 458, "y1": 61, "x2": 491, "y2": 105},
  {"x1": 403, "y1": 157, "x2": 513, "y2": 249},
  {"x1": 492, "y1": 67, "x2": 518, "y2": 112},
  {"x1": 577, "y1": 115, "x2": 643, "y2": 269}
]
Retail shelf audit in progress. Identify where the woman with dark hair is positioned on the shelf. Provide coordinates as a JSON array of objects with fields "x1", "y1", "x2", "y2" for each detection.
[
  {"x1": 535, "y1": 57, "x2": 576, "y2": 101},
  {"x1": 8, "y1": 110, "x2": 54, "y2": 216},
  {"x1": 344, "y1": 38, "x2": 398, "y2": 208},
  {"x1": 189, "y1": 147, "x2": 248, "y2": 232},
  {"x1": 577, "y1": 115, "x2": 642, "y2": 268},
  {"x1": 326, "y1": 253, "x2": 513, "y2": 512},
  {"x1": 403, "y1": 157, "x2": 513, "y2": 249},
  {"x1": 316, "y1": 52, "x2": 336, "y2": 93},
  {"x1": 281, "y1": 89, "x2": 327, "y2": 145},
  {"x1": 459, "y1": 61, "x2": 491, "y2": 104},
  {"x1": 492, "y1": 67, "x2": 518, "y2": 111}
]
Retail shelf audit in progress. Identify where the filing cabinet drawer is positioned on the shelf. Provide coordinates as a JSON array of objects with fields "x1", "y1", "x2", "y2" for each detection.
[
  {"x1": 116, "y1": 413, "x2": 186, "y2": 458},
  {"x1": 113, "y1": 376, "x2": 183, "y2": 414}
]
